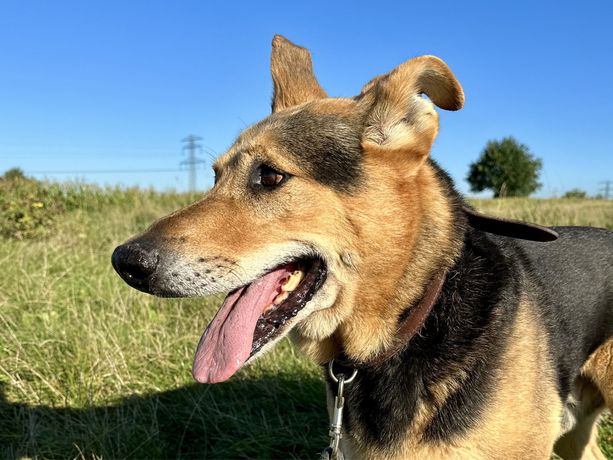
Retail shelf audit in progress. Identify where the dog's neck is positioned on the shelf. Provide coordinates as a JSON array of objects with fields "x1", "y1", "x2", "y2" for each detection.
[
  {"x1": 326, "y1": 226, "x2": 516, "y2": 455},
  {"x1": 336, "y1": 160, "x2": 467, "y2": 364},
  {"x1": 290, "y1": 160, "x2": 467, "y2": 365}
]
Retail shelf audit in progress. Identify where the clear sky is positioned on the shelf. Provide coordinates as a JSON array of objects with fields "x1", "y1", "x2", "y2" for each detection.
[{"x1": 1, "y1": 1, "x2": 612, "y2": 196}]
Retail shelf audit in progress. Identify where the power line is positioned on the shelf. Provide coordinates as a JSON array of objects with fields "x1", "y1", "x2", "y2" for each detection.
[
  {"x1": 2, "y1": 153, "x2": 180, "y2": 159},
  {"x1": 27, "y1": 168, "x2": 182, "y2": 174},
  {"x1": 180, "y1": 135, "x2": 206, "y2": 192}
]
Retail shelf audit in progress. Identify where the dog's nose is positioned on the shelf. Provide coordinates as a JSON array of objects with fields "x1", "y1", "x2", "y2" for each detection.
[{"x1": 111, "y1": 243, "x2": 159, "y2": 291}]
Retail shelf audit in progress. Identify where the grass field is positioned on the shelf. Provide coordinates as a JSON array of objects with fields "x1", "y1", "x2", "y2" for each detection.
[{"x1": 0, "y1": 184, "x2": 611, "y2": 459}]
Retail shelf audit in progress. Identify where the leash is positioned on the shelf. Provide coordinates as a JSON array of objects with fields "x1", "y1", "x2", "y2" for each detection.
[
  {"x1": 319, "y1": 360, "x2": 358, "y2": 460},
  {"x1": 319, "y1": 270, "x2": 446, "y2": 459}
]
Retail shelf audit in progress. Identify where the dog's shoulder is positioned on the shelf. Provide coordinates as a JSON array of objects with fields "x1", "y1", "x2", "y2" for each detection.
[{"x1": 487, "y1": 226, "x2": 613, "y2": 399}]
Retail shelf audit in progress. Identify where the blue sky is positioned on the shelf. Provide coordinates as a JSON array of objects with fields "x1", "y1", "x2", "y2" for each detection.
[{"x1": 1, "y1": 1, "x2": 612, "y2": 196}]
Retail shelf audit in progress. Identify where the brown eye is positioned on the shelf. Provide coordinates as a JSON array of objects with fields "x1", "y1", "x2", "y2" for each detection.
[{"x1": 255, "y1": 164, "x2": 287, "y2": 188}]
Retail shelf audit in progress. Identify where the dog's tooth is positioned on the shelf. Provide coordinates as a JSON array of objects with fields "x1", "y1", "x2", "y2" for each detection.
[
  {"x1": 263, "y1": 303, "x2": 275, "y2": 314},
  {"x1": 273, "y1": 291, "x2": 289, "y2": 305},
  {"x1": 282, "y1": 270, "x2": 304, "y2": 292}
]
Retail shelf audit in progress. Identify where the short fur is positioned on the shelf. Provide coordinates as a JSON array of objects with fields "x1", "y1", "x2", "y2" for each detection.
[{"x1": 113, "y1": 36, "x2": 613, "y2": 459}]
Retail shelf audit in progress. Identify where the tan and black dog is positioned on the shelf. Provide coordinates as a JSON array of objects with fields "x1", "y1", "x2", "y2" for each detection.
[{"x1": 112, "y1": 36, "x2": 613, "y2": 459}]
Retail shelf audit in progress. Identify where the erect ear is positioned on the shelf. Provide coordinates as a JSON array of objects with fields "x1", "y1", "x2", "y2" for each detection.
[
  {"x1": 358, "y1": 55, "x2": 464, "y2": 163},
  {"x1": 270, "y1": 35, "x2": 327, "y2": 113}
]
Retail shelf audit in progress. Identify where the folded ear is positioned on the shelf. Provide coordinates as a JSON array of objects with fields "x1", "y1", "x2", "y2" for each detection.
[
  {"x1": 463, "y1": 206, "x2": 559, "y2": 242},
  {"x1": 358, "y1": 55, "x2": 464, "y2": 161},
  {"x1": 270, "y1": 35, "x2": 327, "y2": 113}
]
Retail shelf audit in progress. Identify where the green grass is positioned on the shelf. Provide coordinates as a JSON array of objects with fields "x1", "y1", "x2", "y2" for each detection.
[{"x1": 0, "y1": 187, "x2": 611, "y2": 458}]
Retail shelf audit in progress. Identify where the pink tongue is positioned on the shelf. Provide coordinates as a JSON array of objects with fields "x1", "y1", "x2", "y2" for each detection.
[{"x1": 192, "y1": 264, "x2": 295, "y2": 383}]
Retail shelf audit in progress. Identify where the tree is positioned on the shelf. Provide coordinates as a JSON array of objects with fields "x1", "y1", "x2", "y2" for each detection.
[
  {"x1": 467, "y1": 137, "x2": 542, "y2": 198},
  {"x1": 563, "y1": 188, "x2": 588, "y2": 199},
  {"x1": 2, "y1": 167, "x2": 26, "y2": 181}
]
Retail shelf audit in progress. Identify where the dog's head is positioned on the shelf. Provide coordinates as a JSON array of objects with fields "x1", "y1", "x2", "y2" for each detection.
[{"x1": 112, "y1": 36, "x2": 464, "y2": 383}]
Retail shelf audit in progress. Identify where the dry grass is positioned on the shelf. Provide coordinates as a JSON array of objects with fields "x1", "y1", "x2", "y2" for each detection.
[{"x1": 471, "y1": 197, "x2": 612, "y2": 229}]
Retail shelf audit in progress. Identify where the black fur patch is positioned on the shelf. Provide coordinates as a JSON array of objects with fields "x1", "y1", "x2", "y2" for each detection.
[
  {"x1": 268, "y1": 107, "x2": 365, "y2": 192},
  {"x1": 421, "y1": 234, "x2": 516, "y2": 441}
]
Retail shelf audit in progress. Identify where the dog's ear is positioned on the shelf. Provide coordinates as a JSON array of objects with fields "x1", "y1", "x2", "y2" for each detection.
[
  {"x1": 463, "y1": 206, "x2": 559, "y2": 242},
  {"x1": 358, "y1": 56, "x2": 464, "y2": 165},
  {"x1": 270, "y1": 35, "x2": 327, "y2": 113}
]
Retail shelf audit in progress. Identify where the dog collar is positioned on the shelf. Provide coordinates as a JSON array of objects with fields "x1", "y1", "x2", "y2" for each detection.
[
  {"x1": 369, "y1": 270, "x2": 446, "y2": 366},
  {"x1": 330, "y1": 270, "x2": 446, "y2": 369}
]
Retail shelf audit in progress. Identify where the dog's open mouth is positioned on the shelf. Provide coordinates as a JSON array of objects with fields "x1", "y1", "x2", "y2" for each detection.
[{"x1": 192, "y1": 258, "x2": 327, "y2": 383}]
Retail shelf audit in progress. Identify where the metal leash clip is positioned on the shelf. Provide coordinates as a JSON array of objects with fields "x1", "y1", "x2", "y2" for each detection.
[{"x1": 319, "y1": 359, "x2": 358, "y2": 460}]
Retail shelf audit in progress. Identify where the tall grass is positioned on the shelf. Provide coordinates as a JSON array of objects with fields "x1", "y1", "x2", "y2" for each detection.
[
  {"x1": 0, "y1": 184, "x2": 611, "y2": 458},
  {"x1": 471, "y1": 197, "x2": 612, "y2": 230},
  {"x1": 0, "y1": 186, "x2": 324, "y2": 459}
]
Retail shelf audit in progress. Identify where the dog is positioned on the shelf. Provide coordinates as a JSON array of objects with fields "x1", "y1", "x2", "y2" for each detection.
[{"x1": 112, "y1": 35, "x2": 613, "y2": 459}]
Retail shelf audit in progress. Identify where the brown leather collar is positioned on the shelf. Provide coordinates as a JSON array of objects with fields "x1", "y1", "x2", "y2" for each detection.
[{"x1": 368, "y1": 270, "x2": 446, "y2": 366}]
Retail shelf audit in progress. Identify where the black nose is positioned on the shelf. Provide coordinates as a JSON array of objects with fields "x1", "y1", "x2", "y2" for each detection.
[{"x1": 112, "y1": 243, "x2": 159, "y2": 291}]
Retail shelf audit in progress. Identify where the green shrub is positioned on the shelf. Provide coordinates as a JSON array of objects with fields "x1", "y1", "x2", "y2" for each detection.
[
  {"x1": 0, "y1": 173, "x2": 66, "y2": 239},
  {"x1": 2, "y1": 167, "x2": 26, "y2": 181},
  {"x1": 0, "y1": 170, "x2": 203, "y2": 240}
]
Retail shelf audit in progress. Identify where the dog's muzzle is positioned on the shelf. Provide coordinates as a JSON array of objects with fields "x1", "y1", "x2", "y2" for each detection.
[{"x1": 111, "y1": 242, "x2": 159, "y2": 292}]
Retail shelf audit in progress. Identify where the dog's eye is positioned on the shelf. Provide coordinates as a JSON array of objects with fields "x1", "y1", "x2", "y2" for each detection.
[{"x1": 254, "y1": 164, "x2": 287, "y2": 188}]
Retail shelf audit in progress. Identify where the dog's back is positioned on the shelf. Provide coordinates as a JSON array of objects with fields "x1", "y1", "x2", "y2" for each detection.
[{"x1": 512, "y1": 226, "x2": 612, "y2": 358}]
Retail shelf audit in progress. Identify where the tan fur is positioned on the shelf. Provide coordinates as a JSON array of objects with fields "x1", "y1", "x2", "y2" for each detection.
[
  {"x1": 555, "y1": 377, "x2": 606, "y2": 460},
  {"x1": 582, "y1": 338, "x2": 613, "y2": 408},
  {"x1": 557, "y1": 426, "x2": 606, "y2": 460},
  {"x1": 457, "y1": 299, "x2": 563, "y2": 459},
  {"x1": 285, "y1": 141, "x2": 461, "y2": 363},
  {"x1": 270, "y1": 35, "x2": 327, "y2": 112},
  {"x1": 550, "y1": 339, "x2": 613, "y2": 459},
  {"x1": 359, "y1": 55, "x2": 464, "y2": 111},
  {"x1": 358, "y1": 55, "x2": 464, "y2": 159}
]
